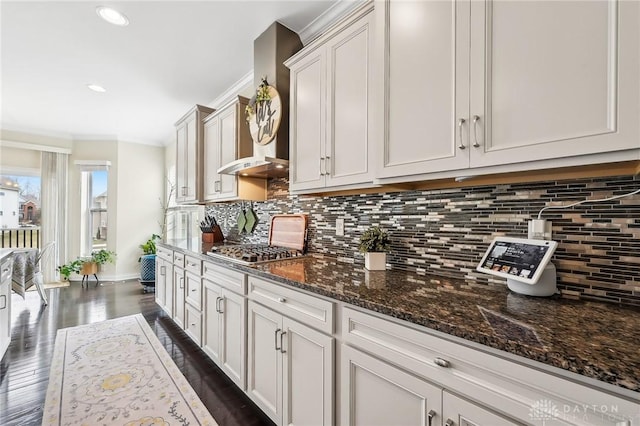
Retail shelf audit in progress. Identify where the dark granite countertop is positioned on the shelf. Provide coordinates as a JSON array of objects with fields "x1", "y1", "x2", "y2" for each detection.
[{"x1": 160, "y1": 241, "x2": 640, "y2": 394}]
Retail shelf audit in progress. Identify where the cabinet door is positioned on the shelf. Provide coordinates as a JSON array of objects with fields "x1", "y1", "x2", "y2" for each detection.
[
  {"x1": 325, "y1": 11, "x2": 374, "y2": 188},
  {"x1": 164, "y1": 262, "x2": 174, "y2": 317},
  {"x1": 203, "y1": 116, "x2": 220, "y2": 201},
  {"x1": 442, "y1": 391, "x2": 517, "y2": 426},
  {"x1": 184, "y1": 116, "x2": 198, "y2": 202},
  {"x1": 155, "y1": 258, "x2": 167, "y2": 308},
  {"x1": 220, "y1": 288, "x2": 246, "y2": 390},
  {"x1": 173, "y1": 267, "x2": 185, "y2": 328},
  {"x1": 247, "y1": 301, "x2": 283, "y2": 425},
  {"x1": 218, "y1": 106, "x2": 239, "y2": 199},
  {"x1": 282, "y1": 317, "x2": 334, "y2": 426},
  {"x1": 184, "y1": 303, "x2": 202, "y2": 346},
  {"x1": 175, "y1": 122, "x2": 187, "y2": 203},
  {"x1": 202, "y1": 279, "x2": 223, "y2": 364},
  {"x1": 290, "y1": 50, "x2": 326, "y2": 191},
  {"x1": 341, "y1": 345, "x2": 442, "y2": 426},
  {"x1": 469, "y1": 0, "x2": 640, "y2": 167},
  {"x1": 377, "y1": 0, "x2": 470, "y2": 179}
]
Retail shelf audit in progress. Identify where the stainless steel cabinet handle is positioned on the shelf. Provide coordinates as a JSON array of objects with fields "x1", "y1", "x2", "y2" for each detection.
[
  {"x1": 279, "y1": 331, "x2": 287, "y2": 353},
  {"x1": 179, "y1": 277, "x2": 184, "y2": 289},
  {"x1": 214, "y1": 181, "x2": 220, "y2": 192},
  {"x1": 275, "y1": 328, "x2": 282, "y2": 351},
  {"x1": 325, "y1": 155, "x2": 331, "y2": 176},
  {"x1": 277, "y1": 297, "x2": 286, "y2": 303},
  {"x1": 445, "y1": 419, "x2": 455, "y2": 426},
  {"x1": 160, "y1": 266, "x2": 166, "y2": 276},
  {"x1": 2, "y1": 268, "x2": 9, "y2": 273},
  {"x1": 215, "y1": 296, "x2": 223, "y2": 314},
  {"x1": 457, "y1": 118, "x2": 466, "y2": 150},
  {"x1": 472, "y1": 115, "x2": 481, "y2": 148},
  {"x1": 427, "y1": 410, "x2": 436, "y2": 426},
  {"x1": 434, "y1": 357, "x2": 451, "y2": 368},
  {"x1": 320, "y1": 157, "x2": 326, "y2": 176},
  {"x1": 0, "y1": 295, "x2": 6, "y2": 310},
  {"x1": 191, "y1": 288, "x2": 197, "y2": 292}
]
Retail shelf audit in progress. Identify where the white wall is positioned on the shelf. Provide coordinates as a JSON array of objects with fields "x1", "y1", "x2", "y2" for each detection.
[{"x1": 116, "y1": 141, "x2": 164, "y2": 279}]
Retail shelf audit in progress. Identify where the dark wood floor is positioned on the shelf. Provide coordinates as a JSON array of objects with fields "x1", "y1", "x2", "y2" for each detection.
[{"x1": 0, "y1": 280, "x2": 274, "y2": 426}]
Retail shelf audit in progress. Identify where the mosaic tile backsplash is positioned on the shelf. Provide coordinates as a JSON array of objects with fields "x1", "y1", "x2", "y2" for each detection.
[{"x1": 205, "y1": 175, "x2": 640, "y2": 306}]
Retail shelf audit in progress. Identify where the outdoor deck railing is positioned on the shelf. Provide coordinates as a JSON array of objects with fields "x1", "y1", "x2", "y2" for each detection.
[{"x1": 1, "y1": 227, "x2": 41, "y2": 248}]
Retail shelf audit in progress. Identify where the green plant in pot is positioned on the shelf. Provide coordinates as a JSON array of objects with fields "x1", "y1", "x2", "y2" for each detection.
[
  {"x1": 58, "y1": 249, "x2": 117, "y2": 280},
  {"x1": 139, "y1": 234, "x2": 161, "y2": 282},
  {"x1": 358, "y1": 226, "x2": 390, "y2": 271}
]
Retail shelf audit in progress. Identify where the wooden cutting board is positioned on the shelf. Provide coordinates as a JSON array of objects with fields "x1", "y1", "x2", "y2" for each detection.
[{"x1": 268, "y1": 214, "x2": 308, "y2": 251}]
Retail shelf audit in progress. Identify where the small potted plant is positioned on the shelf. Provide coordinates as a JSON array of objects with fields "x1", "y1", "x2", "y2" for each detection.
[
  {"x1": 58, "y1": 249, "x2": 117, "y2": 281},
  {"x1": 139, "y1": 234, "x2": 160, "y2": 282},
  {"x1": 358, "y1": 226, "x2": 390, "y2": 271}
]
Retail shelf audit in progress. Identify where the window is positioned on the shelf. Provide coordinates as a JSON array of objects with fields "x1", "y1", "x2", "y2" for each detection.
[{"x1": 80, "y1": 169, "x2": 108, "y2": 256}]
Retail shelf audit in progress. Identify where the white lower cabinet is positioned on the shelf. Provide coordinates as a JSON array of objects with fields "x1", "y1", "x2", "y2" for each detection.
[
  {"x1": 184, "y1": 302, "x2": 202, "y2": 346},
  {"x1": 155, "y1": 257, "x2": 173, "y2": 317},
  {"x1": 248, "y1": 300, "x2": 334, "y2": 426},
  {"x1": 203, "y1": 279, "x2": 246, "y2": 390},
  {"x1": 0, "y1": 257, "x2": 13, "y2": 360},
  {"x1": 341, "y1": 345, "x2": 442, "y2": 426},
  {"x1": 173, "y1": 267, "x2": 185, "y2": 328},
  {"x1": 443, "y1": 392, "x2": 518, "y2": 426}
]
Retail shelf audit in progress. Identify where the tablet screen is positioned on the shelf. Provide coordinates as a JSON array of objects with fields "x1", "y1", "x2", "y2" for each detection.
[{"x1": 477, "y1": 237, "x2": 557, "y2": 284}]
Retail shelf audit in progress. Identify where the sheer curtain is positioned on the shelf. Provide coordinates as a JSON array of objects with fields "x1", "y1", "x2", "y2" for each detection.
[{"x1": 40, "y1": 152, "x2": 69, "y2": 283}]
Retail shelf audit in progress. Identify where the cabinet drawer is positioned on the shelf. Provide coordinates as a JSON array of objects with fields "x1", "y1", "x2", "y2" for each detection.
[
  {"x1": 173, "y1": 252, "x2": 185, "y2": 268},
  {"x1": 184, "y1": 255, "x2": 201, "y2": 275},
  {"x1": 203, "y1": 261, "x2": 246, "y2": 295},
  {"x1": 185, "y1": 271, "x2": 202, "y2": 310},
  {"x1": 184, "y1": 303, "x2": 202, "y2": 346},
  {"x1": 248, "y1": 276, "x2": 334, "y2": 334},
  {"x1": 1, "y1": 259, "x2": 12, "y2": 283},
  {"x1": 156, "y1": 246, "x2": 173, "y2": 262},
  {"x1": 341, "y1": 307, "x2": 635, "y2": 425}
]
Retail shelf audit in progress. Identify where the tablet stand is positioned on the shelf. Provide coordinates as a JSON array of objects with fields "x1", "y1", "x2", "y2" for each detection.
[{"x1": 507, "y1": 263, "x2": 557, "y2": 297}]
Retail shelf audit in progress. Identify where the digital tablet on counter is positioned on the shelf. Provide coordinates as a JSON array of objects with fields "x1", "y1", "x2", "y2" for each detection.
[{"x1": 476, "y1": 237, "x2": 557, "y2": 285}]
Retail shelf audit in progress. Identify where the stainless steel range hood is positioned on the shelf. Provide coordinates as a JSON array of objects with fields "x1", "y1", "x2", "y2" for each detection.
[
  {"x1": 218, "y1": 22, "x2": 302, "y2": 178},
  {"x1": 217, "y1": 156, "x2": 289, "y2": 178}
]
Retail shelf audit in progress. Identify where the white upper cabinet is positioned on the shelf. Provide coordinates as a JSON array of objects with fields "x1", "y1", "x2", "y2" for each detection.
[
  {"x1": 203, "y1": 96, "x2": 266, "y2": 202},
  {"x1": 377, "y1": 0, "x2": 640, "y2": 181},
  {"x1": 287, "y1": 4, "x2": 375, "y2": 193},
  {"x1": 377, "y1": 0, "x2": 468, "y2": 178},
  {"x1": 175, "y1": 105, "x2": 214, "y2": 203}
]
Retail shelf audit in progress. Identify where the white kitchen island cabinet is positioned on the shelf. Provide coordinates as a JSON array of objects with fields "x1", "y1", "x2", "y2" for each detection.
[
  {"x1": 287, "y1": 4, "x2": 375, "y2": 193},
  {"x1": 376, "y1": 0, "x2": 640, "y2": 181},
  {"x1": 248, "y1": 299, "x2": 334, "y2": 426}
]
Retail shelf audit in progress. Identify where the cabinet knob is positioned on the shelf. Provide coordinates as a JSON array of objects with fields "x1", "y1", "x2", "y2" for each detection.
[
  {"x1": 434, "y1": 357, "x2": 451, "y2": 368},
  {"x1": 277, "y1": 297, "x2": 286, "y2": 303},
  {"x1": 445, "y1": 419, "x2": 455, "y2": 426}
]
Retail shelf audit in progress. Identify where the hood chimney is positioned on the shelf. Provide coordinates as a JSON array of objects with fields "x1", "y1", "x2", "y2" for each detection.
[{"x1": 217, "y1": 22, "x2": 302, "y2": 178}]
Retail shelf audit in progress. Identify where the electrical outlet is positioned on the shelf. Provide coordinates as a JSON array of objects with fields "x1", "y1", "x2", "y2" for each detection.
[{"x1": 336, "y1": 218, "x2": 345, "y2": 236}]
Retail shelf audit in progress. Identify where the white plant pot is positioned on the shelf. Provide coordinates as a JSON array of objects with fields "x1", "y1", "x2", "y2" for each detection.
[{"x1": 364, "y1": 252, "x2": 386, "y2": 271}]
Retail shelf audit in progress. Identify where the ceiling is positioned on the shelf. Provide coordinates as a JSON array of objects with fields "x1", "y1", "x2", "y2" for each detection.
[{"x1": 0, "y1": 1, "x2": 340, "y2": 146}]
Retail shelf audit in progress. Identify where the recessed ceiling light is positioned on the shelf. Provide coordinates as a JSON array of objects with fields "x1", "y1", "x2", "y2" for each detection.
[
  {"x1": 96, "y1": 6, "x2": 129, "y2": 27},
  {"x1": 87, "y1": 84, "x2": 106, "y2": 93}
]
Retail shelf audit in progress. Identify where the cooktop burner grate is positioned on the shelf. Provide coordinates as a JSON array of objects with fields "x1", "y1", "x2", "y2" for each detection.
[{"x1": 207, "y1": 244, "x2": 306, "y2": 265}]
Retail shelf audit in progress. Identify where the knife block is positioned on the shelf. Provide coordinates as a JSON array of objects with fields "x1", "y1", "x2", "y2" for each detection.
[{"x1": 202, "y1": 225, "x2": 224, "y2": 243}]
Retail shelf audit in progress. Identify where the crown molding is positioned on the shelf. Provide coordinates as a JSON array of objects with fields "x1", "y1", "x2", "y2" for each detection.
[
  {"x1": 207, "y1": 70, "x2": 254, "y2": 110},
  {"x1": 297, "y1": 0, "x2": 368, "y2": 45}
]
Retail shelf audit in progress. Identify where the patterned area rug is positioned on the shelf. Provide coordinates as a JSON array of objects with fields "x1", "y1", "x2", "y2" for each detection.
[{"x1": 43, "y1": 314, "x2": 216, "y2": 426}]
